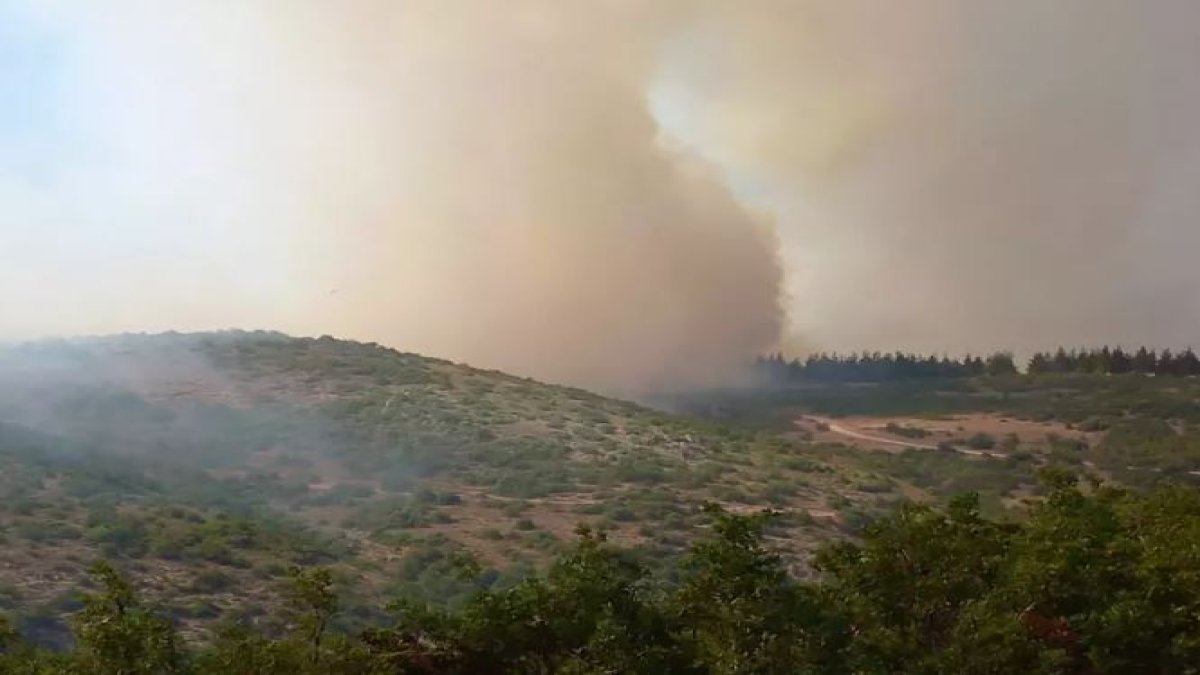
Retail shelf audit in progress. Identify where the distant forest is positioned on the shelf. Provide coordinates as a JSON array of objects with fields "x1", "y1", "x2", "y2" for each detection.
[
  {"x1": 757, "y1": 346, "x2": 1200, "y2": 383},
  {"x1": 1026, "y1": 346, "x2": 1200, "y2": 376}
]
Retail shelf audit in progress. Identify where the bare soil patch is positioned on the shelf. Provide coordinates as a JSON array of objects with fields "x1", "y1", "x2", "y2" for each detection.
[{"x1": 797, "y1": 414, "x2": 1099, "y2": 452}]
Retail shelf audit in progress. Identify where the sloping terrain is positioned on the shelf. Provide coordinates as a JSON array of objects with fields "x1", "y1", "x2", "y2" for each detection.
[
  {"x1": 675, "y1": 372, "x2": 1200, "y2": 510},
  {"x1": 0, "y1": 332, "x2": 896, "y2": 641},
  {"x1": 7, "y1": 332, "x2": 1196, "y2": 644}
]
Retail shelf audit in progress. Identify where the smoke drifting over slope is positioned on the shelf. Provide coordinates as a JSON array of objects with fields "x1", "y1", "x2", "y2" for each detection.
[{"x1": 2, "y1": 1, "x2": 1199, "y2": 390}]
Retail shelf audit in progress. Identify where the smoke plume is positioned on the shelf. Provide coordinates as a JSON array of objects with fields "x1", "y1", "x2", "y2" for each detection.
[
  {"x1": 2, "y1": 1, "x2": 1199, "y2": 391},
  {"x1": 1, "y1": 1, "x2": 784, "y2": 393},
  {"x1": 656, "y1": 0, "x2": 1200, "y2": 356}
]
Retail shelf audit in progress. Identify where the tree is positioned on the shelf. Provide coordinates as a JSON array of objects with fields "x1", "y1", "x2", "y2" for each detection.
[
  {"x1": 11, "y1": 482, "x2": 1200, "y2": 672},
  {"x1": 0, "y1": 615, "x2": 18, "y2": 653},
  {"x1": 194, "y1": 622, "x2": 299, "y2": 675},
  {"x1": 1157, "y1": 349, "x2": 1177, "y2": 376},
  {"x1": 985, "y1": 352, "x2": 1019, "y2": 376},
  {"x1": 364, "y1": 525, "x2": 693, "y2": 674},
  {"x1": 1132, "y1": 346, "x2": 1157, "y2": 374},
  {"x1": 286, "y1": 566, "x2": 338, "y2": 666},
  {"x1": 814, "y1": 494, "x2": 1025, "y2": 671},
  {"x1": 674, "y1": 505, "x2": 848, "y2": 674},
  {"x1": 1178, "y1": 348, "x2": 1200, "y2": 376},
  {"x1": 1052, "y1": 347, "x2": 1074, "y2": 373},
  {"x1": 0, "y1": 612, "x2": 71, "y2": 673},
  {"x1": 1109, "y1": 347, "x2": 1132, "y2": 374},
  {"x1": 72, "y1": 561, "x2": 183, "y2": 675}
]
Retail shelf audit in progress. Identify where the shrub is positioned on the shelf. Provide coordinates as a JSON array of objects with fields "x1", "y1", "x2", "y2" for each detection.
[
  {"x1": 965, "y1": 433, "x2": 996, "y2": 450},
  {"x1": 189, "y1": 570, "x2": 235, "y2": 594},
  {"x1": 884, "y1": 423, "x2": 932, "y2": 439}
]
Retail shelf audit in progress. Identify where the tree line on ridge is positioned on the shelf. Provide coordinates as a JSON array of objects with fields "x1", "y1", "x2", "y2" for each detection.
[{"x1": 757, "y1": 346, "x2": 1200, "y2": 383}]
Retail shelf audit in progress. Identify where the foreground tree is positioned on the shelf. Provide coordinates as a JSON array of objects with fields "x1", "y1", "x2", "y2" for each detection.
[
  {"x1": 7, "y1": 478, "x2": 1200, "y2": 673},
  {"x1": 816, "y1": 472, "x2": 1200, "y2": 673},
  {"x1": 673, "y1": 505, "x2": 847, "y2": 674},
  {"x1": 364, "y1": 526, "x2": 694, "y2": 674},
  {"x1": 71, "y1": 562, "x2": 184, "y2": 675}
]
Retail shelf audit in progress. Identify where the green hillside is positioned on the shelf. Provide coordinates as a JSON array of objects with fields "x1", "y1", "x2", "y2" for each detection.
[
  {"x1": 0, "y1": 332, "x2": 890, "y2": 641},
  {"x1": 4, "y1": 332, "x2": 1200, "y2": 672}
]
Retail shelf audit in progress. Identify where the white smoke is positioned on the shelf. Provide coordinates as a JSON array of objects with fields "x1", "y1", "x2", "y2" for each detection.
[{"x1": 2, "y1": 0, "x2": 1198, "y2": 391}]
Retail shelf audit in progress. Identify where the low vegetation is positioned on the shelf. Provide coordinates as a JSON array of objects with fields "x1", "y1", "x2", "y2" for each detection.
[
  {"x1": 883, "y1": 422, "x2": 931, "y2": 439},
  {"x1": 4, "y1": 477, "x2": 1199, "y2": 673},
  {"x1": 0, "y1": 333, "x2": 874, "y2": 639},
  {"x1": 3, "y1": 332, "x2": 1200, "y2": 672}
]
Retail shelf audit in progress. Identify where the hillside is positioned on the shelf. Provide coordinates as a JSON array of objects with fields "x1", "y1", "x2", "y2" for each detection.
[
  {"x1": 673, "y1": 371, "x2": 1200, "y2": 496},
  {"x1": 5, "y1": 332, "x2": 1199, "y2": 648},
  {"x1": 0, "y1": 331, "x2": 887, "y2": 642}
]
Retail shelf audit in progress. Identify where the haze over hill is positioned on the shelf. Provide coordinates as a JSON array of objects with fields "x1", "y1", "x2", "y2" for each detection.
[
  {"x1": 5, "y1": 5, "x2": 1200, "y2": 667},
  {"x1": 4, "y1": 330, "x2": 1200, "y2": 662},
  {"x1": 3, "y1": 1, "x2": 1200, "y2": 392},
  {"x1": 0, "y1": 331, "x2": 868, "y2": 641}
]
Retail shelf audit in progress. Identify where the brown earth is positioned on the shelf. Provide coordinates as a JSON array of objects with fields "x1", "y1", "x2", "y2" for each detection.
[{"x1": 797, "y1": 413, "x2": 1101, "y2": 453}]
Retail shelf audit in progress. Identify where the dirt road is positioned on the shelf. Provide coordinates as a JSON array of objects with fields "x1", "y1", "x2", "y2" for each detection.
[{"x1": 803, "y1": 416, "x2": 1005, "y2": 459}]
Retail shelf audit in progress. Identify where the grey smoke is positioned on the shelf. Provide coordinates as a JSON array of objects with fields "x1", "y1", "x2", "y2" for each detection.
[{"x1": 1, "y1": 1, "x2": 1198, "y2": 393}]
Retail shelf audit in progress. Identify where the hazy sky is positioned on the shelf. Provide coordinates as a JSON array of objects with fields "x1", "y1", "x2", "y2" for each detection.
[{"x1": 2, "y1": 1, "x2": 1198, "y2": 391}]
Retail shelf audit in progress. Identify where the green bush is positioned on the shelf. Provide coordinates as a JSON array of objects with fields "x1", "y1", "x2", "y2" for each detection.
[
  {"x1": 965, "y1": 432, "x2": 996, "y2": 450},
  {"x1": 189, "y1": 570, "x2": 235, "y2": 594},
  {"x1": 7, "y1": 480, "x2": 1200, "y2": 673},
  {"x1": 884, "y1": 422, "x2": 932, "y2": 439}
]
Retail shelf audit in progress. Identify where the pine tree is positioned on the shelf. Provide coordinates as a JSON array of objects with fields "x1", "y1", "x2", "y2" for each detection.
[
  {"x1": 985, "y1": 352, "x2": 1018, "y2": 376},
  {"x1": 1158, "y1": 349, "x2": 1176, "y2": 376},
  {"x1": 1052, "y1": 347, "x2": 1073, "y2": 373},
  {"x1": 1110, "y1": 347, "x2": 1132, "y2": 374},
  {"x1": 1132, "y1": 346, "x2": 1157, "y2": 374},
  {"x1": 1179, "y1": 348, "x2": 1200, "y2": 376}
]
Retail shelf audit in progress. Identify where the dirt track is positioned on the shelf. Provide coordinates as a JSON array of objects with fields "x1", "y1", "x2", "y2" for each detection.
[{"x1": 802, "y1": 416, "x2": 1005, "y2": 459}]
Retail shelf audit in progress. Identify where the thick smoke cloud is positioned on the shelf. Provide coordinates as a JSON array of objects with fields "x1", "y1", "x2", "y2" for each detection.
[
  {"x1": 2, "y1": 1, "x2": 1199, "y2": 391},
  {"x1": 657, "y1": 0, "x2": 1200, "y2": 355},
  {"x1": 1, "y1": 1, "x2": 783, "y2": 392}
]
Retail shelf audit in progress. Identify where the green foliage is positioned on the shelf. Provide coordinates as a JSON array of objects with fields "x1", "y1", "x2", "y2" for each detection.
[
  {"x1": 71, "y1": 562, "x2": 184, "y2": 674},
  {"x1": 285, "y1": 567, "x2": 338, "y2": 665},
  {"x1": 3, "y1": 486, "x2": 1200, "y2": 672},
  {"x1": 679, "y1": 370, "x2": 1200, "y2": 428},
  {"x1": 817, "y1": 479, "x2": 1200, "y2": 672},
  {"x1": 0, "y1": 614, "x2": 18, "y2": 650},
  {"x1": 843, "y1": 445, "x2": 1034, "y2": 502},
  {"x1": 673, "y1": 505, "x2": 846, "y2": 673},
  {"x1": 1093, "y1": 419, "x2": 1200, "y2": 486},
  {"x1": 1028, "y1": 346, "x2": 1200, "y2": 377},
  {"x1": 966, "y1": 432, "x2": 997, "y2": 450},
  {"x1": 884, "y1": 422, "x2": 931, "y2": 439},
  {"x1": 756, "y1": 351, "x2": 993, "y2": 383},
  {"x1": 11, "y1": 332, "x2": 1200, "y2": 673},
  {"x1": 815, "y1": 494, "x2": 1013, "y2": 671}
]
